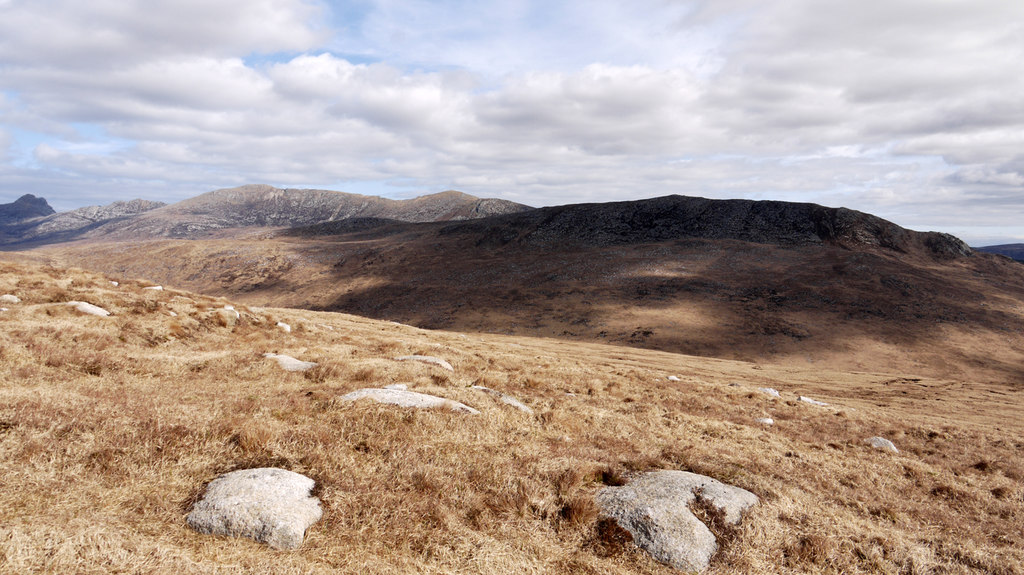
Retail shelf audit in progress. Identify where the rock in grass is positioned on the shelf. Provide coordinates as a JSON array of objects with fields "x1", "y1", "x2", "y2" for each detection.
[
  {"x1": 263, "y1": 353, "x2": 318, "y2": 372},
  {"x1": 277, "y1": 321, "x2": 292, "y2": 333},
  {"x1": 66, "y1": 301, "x2": 111, "y2": 317},
  {"x1": 759, "y1": 387, "x2": 781, "y2": 398},
  {"x1": 667, "y1": 375, "x2": 681, "y2": 382},
  {"x1": 394, "y1": 355, "x2": 454, "y2": 371},
  {"x1": 596, "y1": 471, "x2": 758, "y2": 572},
  {"x1": 757, "y1": 417, "x2": 774, "y2": 426},
  {"x1": 799, "y1": 395, "x2": 828, "y2": 406},
  {"x1": 339, "y1": 387, "x2": 479, "y2": 414},
  {"x1": 0, "y1": 294, "x2": 20, "y2": 304},
  {"x1": 186, "y1": 467, "x2": 322, "y2": 550},
  {"x1": 471, "y1": 385, "x2": 533, "y2": 414},
  {"x1": 865, "y1": 436, "x2": 899, "y2": 453}
]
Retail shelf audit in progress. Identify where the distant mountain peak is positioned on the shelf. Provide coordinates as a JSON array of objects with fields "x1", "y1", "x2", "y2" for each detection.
[{"x1": 0, "y1": 194, "x2": 56, "y2": 224}]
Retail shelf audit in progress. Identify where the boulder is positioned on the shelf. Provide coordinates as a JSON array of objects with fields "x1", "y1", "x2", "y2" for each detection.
[
  {"x1": 798, "y1": 395, "x2": 828, "y2": 406},
  {"x1": 394, "y1": 355, "x2": 454, "y2": 371},
  {"x1": 66, "y1": 301, "x2": 111, "y2": 317},
  {"x1": 757, "y1": 417, "x2": 774, "y2": 426},
  {"x1": 471, "y1": 385, "x2": 533, "y2": 414},
  {"x1": 758, "y1": 387, "x2": 781, "y2": 398},
  {"x1": 186, "y1": 467, "x2": 322, "y2": 550},
  {"x1": 339, "y1": 387, "x2": 479, "y2": 414},
  {"x1": 596, "y1": 470, "x2": 758, "y2": 572},
  {"x1": 263, "y1": 353, "x2": 318, "y2": 372},
  {"x1": 864, "y1": 436, "x2": 898, "y2": 453},
  {"x1": 0, "y1": 294, "x2": 20, "y2": 304}
]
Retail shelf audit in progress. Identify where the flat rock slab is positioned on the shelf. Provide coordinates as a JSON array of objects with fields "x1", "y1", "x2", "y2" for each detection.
[
  {"x1": 186, "y1": 467, "x2": 322, "y2": 550},
  {"x1": 865, "y1": 436, "x2": 899, "y2": 453},
  {"x1": 472, "y1": 385, "x2": 533, "y2": 414},
  {"x1": 596, "y1": 470, "x2": 758, "y2": 572},
  {"x1": 66, "y1": 301, "x2": 111, "y2": 317},
  {"x1": 263, "y1": 353, "x2": 318, "y2": 372},
  {"x1": 339, "y1": 387, "x2": 479, "y2": 414},
  {"x1": 394, "y1": 355, "x2": 454, "y2": 371},
  {"x1": 799, "y1": 395, "x2": 828, "y2": 406}
]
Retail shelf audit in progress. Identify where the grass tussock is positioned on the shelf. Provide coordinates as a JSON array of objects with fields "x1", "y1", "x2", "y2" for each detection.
[{"x1": 1, "y1": 257, "x2": 1023, "y2": 574}]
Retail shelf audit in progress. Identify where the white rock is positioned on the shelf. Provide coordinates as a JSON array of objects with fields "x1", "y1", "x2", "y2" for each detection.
[
  {"x1": 263, "y1": 353, "x2": 318, "y2": 372},
  {"x1": 757, "y1": 417, "x2": 774, "y2": 425},
  {"x1": 0, "y1": 294, "x2": 20, "y2": 304},
  {"x1": 277, "y1": 321, "x2": 292, "y2": 333},
  {"x1": 383, "y1": 383, "x2": 408, "y2": 390},
  {"x1": 110, "y1": 281, "x2": 119, "y2": 287},
  {"x1": 596, "y1": 471, "x2": 759, "y2": 572},
  {"x1": 168, "y1": 311, "x2": 178, "y2": 317},
  {"x1": 143, "y1": 285, "x2": 163, "y2": 291},
  {"x1": 394, "y1": 355, "x2": 454, "y2": 371},
  {"x1": 339, "y1": 388, "x2": 479, "y2": 414},
  {"x1": 472, "y1": 385, "x2": 534, "y2": 414},
  {"x1": 0, "y1": 307, "x2": 8, "y2": 312},
  {"x1": 759, "y1": 387, "x2": 781, "y2": 398},
  {"x1": 865, "y1": 436, "x2": 899, "y2": 453},
  {"x1": 223, "y1": 305, "x2": 240, "y2": 318},
  {"x1": 186, "y1": 467, "x2": 322, "y2": 550},
  {"x1": 66, "y1": 301, "x2": 111, "y2": 317},
  {"x1": 667, "y1": 376, "x2": 681, "y2": 382},
  {"x1": 799, "y1": 396, "x2": 828, "y2": 407}
]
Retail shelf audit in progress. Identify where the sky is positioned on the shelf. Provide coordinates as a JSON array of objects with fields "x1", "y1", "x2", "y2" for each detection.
[{"x1": 0, "y1": 0, "x2": 1022, "y2": 246}]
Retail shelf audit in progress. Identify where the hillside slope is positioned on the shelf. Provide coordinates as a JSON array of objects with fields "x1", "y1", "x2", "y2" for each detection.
[
  {"x1": 36, "y1": 195, "x2": 1024, "y2": 383},
  {"x1": 1, "y1": 256, "x2": 1021, "y2": 574}
]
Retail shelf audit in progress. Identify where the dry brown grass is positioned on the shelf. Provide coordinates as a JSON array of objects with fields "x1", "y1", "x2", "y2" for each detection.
[{"x1": 1, "y1": 256, "x2": 1022, "y2": 574}]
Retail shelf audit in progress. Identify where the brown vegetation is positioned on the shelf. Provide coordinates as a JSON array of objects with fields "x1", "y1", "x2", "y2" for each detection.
[{"x1": 1, "y1": 256, "x2": 1022, "y2": 574}]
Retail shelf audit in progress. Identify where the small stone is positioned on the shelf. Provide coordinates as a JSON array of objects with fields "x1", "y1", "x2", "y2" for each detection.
[
  {"x1": 759, "y1": 387, "x2": 781, "y2": 398},
  {"x1": 865, "y1": 436, "x2": 899, "y2": 453},
  {"x1": 263, "y1": 353, "x2": 318, "y2": 372},
  {"x1": 799, "y1": 395, "x2": 828, "y2": 406},
  {"x1": 472, "y1": 385, "x2": 534, "y2": 414},
  {"x1": 667, "y1": 376, "x2": 681, "y2": 382},
  {"x1": 143, "y1": 285, "x2": 163, "y2": 291},
  {"x1": 394, "y1": 355, "x2": 454, "y2": 371},
  {"x1": 277, "y1": 321, "x2": 292, "y2": 333},
  {"x1": 0, "y1": 294, "x2": 20, "y2": 304},
  {"x1": 110, "y1": 281, "x2": 119, "y2": 287},
  {"x1": 186, "y1": 467, "x2": 322, "y2": 550},
  {"x1": 339, "y1": 388, "x2": 479, "y2": 414},
  {"x1": 757, "y1": 417, "x2": 774, "y2": 425},
  {"x1": 66, "y1": 301, "x2": 111, "y2": 317}
]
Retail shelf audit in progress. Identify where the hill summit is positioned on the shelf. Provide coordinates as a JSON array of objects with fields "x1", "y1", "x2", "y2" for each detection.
[{"x1": 0, "y1": 194, "x2": 55, "y2": 224}]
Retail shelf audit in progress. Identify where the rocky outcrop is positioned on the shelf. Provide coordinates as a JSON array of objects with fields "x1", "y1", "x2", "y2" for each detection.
[
  {"x1": 339, "y1": 387, "x2": 479, "y2": 414},
  {"x1": 0, "y1": 194, "x2": 54, "y2": 224},
  {"x1": 596, "y1": 471, "x2": 758, "y2": 572},
  {"x1": 186, "y1": 467, "x2": 322, "y2": 550}
]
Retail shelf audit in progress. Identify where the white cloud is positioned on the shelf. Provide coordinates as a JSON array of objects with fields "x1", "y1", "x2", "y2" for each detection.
[{"x1": 1, "y1": 0, "x2": 1023, "y2": 244}]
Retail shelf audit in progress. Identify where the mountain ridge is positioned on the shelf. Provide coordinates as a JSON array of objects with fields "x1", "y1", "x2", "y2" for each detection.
[{"x1": 0, "y1": 185, "x2": 534, "y2": 246}]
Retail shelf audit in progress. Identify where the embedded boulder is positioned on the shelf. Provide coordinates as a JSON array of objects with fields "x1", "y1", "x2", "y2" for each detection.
[
  {"x1": 339, "y1": 387, "x2": 479, "y2": 414},
  {"x1": 471, "y1": 385, "x2": 533, "y2": 414},
  {"x1": 186, "y1": 467, "x2": 322, "y2": 550},
  {"x1": 66, "y1": 301, "x2": 111, "y2": 317},
  {"x1": 865, "y1": 436, "x2": 899, "y2": 453},
  {"x1": 263, "y1": 353, "x2": 318, "y2": 372},
  {"x1": 595, "y1": 470, "x2": 758, "y2": 572},
  {"x1": 394, "y1": 355, "x2": 454, "y2": 371}
]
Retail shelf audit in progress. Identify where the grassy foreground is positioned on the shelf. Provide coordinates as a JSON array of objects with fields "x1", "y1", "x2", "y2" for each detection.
[{"x1": 1, "y1": 257, "x2": 1022, "y2": 574}]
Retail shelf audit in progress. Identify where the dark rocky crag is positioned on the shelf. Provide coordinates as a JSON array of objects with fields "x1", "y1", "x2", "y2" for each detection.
[
  {"x1": 0, "y1": 194, "x2": 55, "y2": 225},
  {"x1": 430, "y1": 195, "x2": 971, "y2": 258}
]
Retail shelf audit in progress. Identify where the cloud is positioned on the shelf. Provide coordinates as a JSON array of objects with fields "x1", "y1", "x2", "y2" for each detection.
[{"x1": 1, "y1": 0, "x2": 1023, "y2": 243}]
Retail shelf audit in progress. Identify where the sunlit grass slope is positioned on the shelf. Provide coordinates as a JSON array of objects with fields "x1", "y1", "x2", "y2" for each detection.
[{"x1": 0, "y1": 257, "x2": 1021, "y2": 574}]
